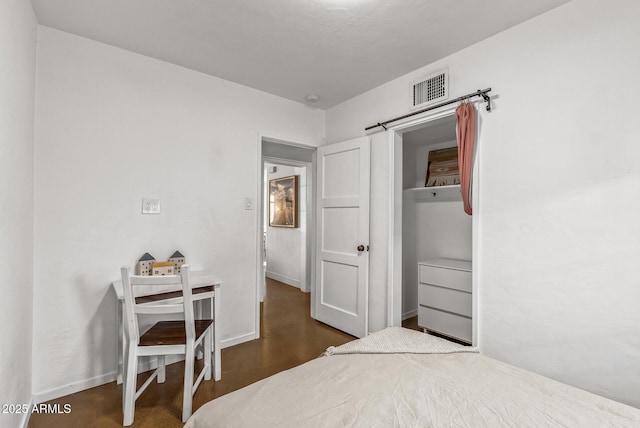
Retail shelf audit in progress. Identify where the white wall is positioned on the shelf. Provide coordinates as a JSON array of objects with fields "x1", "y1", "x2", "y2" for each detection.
[
  {"x1": 32, "y1": 27, "x2": 324, "y2": 400},
  {"x1": 326, "y1": 0, "x2": 640, "y2": 408},
  {"x1": 265, "y1": 164, "x2": 305, "y2": 288},
  {"x1": 0, "y1": 1, "x2": 37, "y2": 426},
  {"x1": 402, "y1": 200, "x2": 472, "y2": 317}
]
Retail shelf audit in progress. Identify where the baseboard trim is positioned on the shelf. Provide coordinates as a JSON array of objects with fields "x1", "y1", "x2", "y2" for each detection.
[
  {"x1": 221, "y1": 331, "x2": 257, "y2": 348},
  {"x1": 402, "y1": 309, "x2": 418, "y2": 321},
  {"x1": 33, "y1": 331, "x2": 258, "y2": 403},
  {"x1": 265, "y1": 271, "x2": 300, "y2": 288},
  {"x1": 33, "y1": 352, "x2": 194, "y2": 403},
  {"x1": 33, "y1": 371, "x2": 117, "y2": 404}
]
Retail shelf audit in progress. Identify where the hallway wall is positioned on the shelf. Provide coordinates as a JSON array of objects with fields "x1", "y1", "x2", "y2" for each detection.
[{"x1": 265, "y1": 164, "x2": 306, "y2": 289}]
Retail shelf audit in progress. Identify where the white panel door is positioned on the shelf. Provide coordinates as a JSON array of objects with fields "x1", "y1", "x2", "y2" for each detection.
[{"x1": 315, "y1": 137, "x2": 370, "y2": 338}]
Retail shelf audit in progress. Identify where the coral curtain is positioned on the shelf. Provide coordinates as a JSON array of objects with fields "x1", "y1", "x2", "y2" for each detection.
[{"x1": 456, "y1": 103, "x2": 476, "y2": 215}]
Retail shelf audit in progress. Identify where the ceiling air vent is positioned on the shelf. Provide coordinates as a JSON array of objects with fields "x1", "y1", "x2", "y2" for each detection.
[{"x1": 412, "y1": 70, "x2": 448, "y2": 109}]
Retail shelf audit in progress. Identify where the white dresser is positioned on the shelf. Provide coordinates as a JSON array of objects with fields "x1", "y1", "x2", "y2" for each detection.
[{"x1": 418, "y1": 258, "x2": 472, "y2": 343}]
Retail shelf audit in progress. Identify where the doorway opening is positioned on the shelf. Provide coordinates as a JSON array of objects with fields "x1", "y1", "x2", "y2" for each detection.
[
  {"x1": 263, "y1": 161, "x2": 309, "y2": 293},
  {"x1": 256, "y1": 136, "x2": 316, "y2": 339}
]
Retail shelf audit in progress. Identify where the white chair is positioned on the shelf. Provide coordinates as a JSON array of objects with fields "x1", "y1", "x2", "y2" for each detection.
[{"x1": 120, "y1": 264, "x2": 213, "y2": 425}]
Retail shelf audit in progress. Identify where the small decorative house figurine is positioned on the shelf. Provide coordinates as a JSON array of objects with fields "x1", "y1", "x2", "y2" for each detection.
[
  {"x1": 137, "y1": 253, "x2": 155, "y2": 276},
  {"x1": 169, "y1": 250, "x2": 186, "y2": 273},
  {"x1": 152, "y1": 261, "x2": 174, "y2": 276}
]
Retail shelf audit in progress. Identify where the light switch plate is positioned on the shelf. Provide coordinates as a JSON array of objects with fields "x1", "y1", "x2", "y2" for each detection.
[
  {"x1": 142, "y1": 198, "x2": 161, "y2": 214},
  {"x1": 244, "y1": 197, "x2": 254, "y2": 210}
]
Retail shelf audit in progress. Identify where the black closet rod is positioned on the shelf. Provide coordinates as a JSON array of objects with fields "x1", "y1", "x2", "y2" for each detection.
[{"x1": 364, "y1": 87, "x2": 492, "y2": 131}]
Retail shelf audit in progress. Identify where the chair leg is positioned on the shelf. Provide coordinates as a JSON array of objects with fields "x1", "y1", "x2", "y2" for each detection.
[
  {"x1": 123, "y1": 345, "x2": 137, "y2": 426},
  {"x1": 157, "y1": 355, "x2": 166, "y2": 383},
  {"x1": 121, "y1": 352, "x2": 127, "y2": 410},
  {"x1": 196, "y1": 304, "x2": 203, "y2": 360},
  {"x1": 204, "y1": 327, "x2": 212, "y2": 381},
  {"x1": 182, "y1": 347, "x2": 195, "y2": 423},
  {"x1": 213, "y1": 321, "x2": 221, "y2": 381}
]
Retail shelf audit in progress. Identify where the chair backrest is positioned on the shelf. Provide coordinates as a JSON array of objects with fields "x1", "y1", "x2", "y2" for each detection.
[{"x1": 120, "y1": 264, "x2": 196, "y2": 344}]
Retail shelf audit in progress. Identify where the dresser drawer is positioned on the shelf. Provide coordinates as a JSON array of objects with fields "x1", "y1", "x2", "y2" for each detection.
[
  {"x1": 418, "y1": 306, "x2": 472, "y2": 343},
  {"x1": 418, "y1": 264, "x2": 471, "y2": 292},
  {"x1": 418, "y1": 284, "x2": 471, "y2": 317}
]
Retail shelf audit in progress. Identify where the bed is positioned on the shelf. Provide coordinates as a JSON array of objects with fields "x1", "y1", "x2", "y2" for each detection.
[{"x1": 185, "y1": 327, "x2": 640, "y2": 427}]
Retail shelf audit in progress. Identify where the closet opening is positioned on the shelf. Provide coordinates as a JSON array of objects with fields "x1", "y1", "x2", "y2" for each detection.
[{"x1": 387, "y1": 106, "x2": 478, "y2": 346}]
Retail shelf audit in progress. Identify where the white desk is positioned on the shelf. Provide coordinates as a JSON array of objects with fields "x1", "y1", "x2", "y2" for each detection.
[{"x1": 112, "y1": 271, "x2": 222, "y2": 384}]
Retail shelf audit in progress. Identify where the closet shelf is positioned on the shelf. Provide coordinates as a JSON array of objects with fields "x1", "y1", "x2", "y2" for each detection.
[{"x1": 403, "y1": 185, "x2": 462, "y2": 202}]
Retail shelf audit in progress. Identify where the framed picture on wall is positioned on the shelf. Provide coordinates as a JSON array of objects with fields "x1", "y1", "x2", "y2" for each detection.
[{"x1": 269, "y1": 175, "x2": 299, "y2": 228}]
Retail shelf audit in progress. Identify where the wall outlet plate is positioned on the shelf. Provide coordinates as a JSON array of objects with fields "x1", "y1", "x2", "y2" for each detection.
[{"x1": 142, "y1": 198, "x2": 161, "y2": 214}]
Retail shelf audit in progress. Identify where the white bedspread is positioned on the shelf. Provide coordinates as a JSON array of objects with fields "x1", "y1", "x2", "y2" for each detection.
[
  {"x1": 324, "y1": 326, "x2": 478, "y2": 356},
  {"x1": 186, "y1": 328, "x2": 640, "y2": 428}
]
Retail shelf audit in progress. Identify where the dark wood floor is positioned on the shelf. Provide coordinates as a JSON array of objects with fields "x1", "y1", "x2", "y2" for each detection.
[
  {"x1": 29, "y1": 279, "x2": 355, "y2": 427},
  {"x1": 402, "y1": 314, "x2": 419, "y2": 331}
]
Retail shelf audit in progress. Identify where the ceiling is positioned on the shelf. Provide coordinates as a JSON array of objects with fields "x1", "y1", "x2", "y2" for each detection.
[{"x1": 31, "y1": 0, "x2": 571, "y2": 109}]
